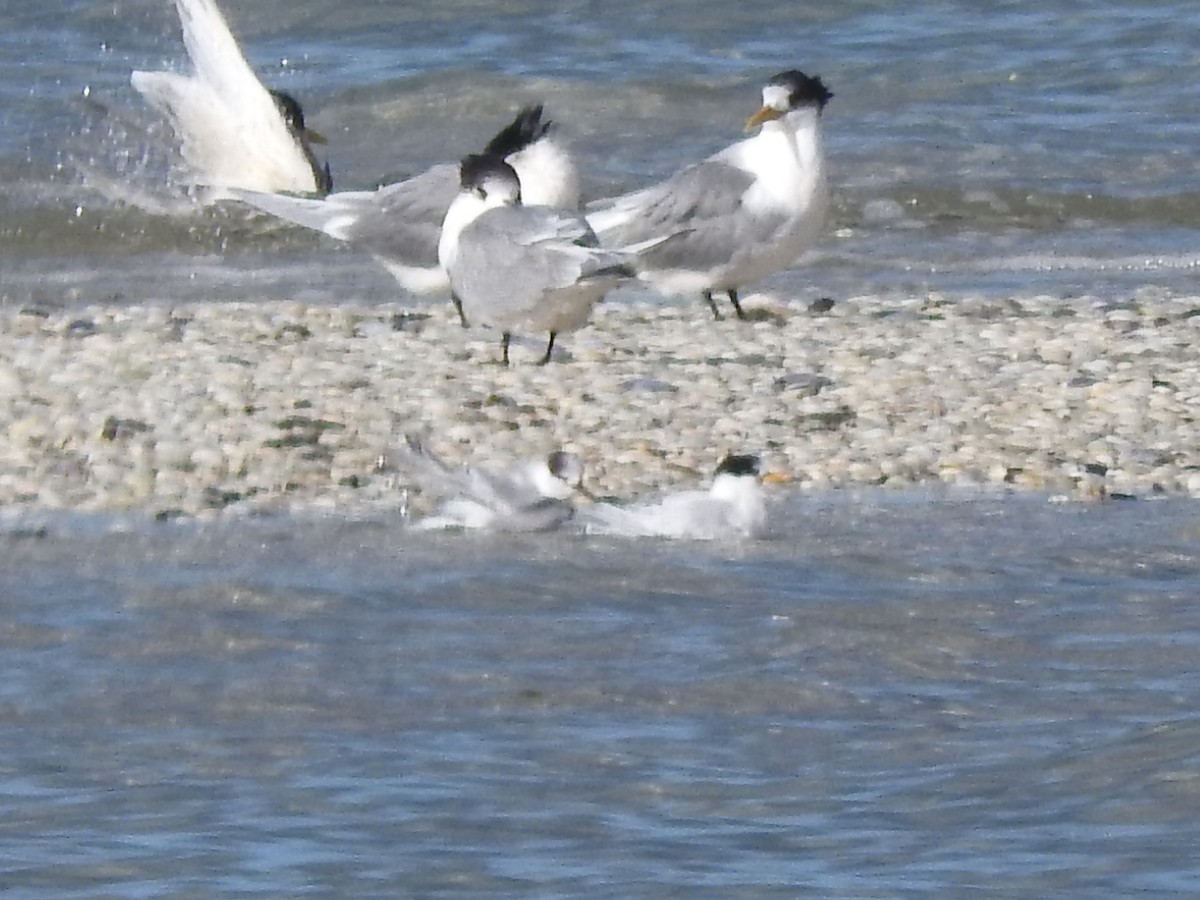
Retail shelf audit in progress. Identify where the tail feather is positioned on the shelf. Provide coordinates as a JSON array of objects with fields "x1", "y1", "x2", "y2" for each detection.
[
  {"x1": 482, "y1": 105, "x2": 552, "y2": 159},
  {"x1": 229, "y1": 188, "x2": 355, "y2": 239}
]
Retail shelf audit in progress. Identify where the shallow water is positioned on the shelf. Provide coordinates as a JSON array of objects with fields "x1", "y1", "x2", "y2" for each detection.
[
  {"x1": 3, "y1": 492, "x2": 1200, "y2": 894},
  {"x1": 4, "y1": 2, "x2": 1200, "y2": 893},
  {"x1": 4, "y1": 0, "x2": 1200, "y2": 306}
]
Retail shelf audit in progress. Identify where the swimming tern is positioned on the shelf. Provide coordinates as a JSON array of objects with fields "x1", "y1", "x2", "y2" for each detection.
[
  {"x1": 229, "y1": 105, "x2": 580, "y2": 313},
  {"x1": 439, "y1": 154, "x2": 646, "y2": 365},
  {"x1": 576, "y1": 454, "x2": 770, "y2": 540},
  {"x1": 587, "y1": 69, "x2": 832, "y2": 320},
  {"x1": 400, "y1": 434, "x2": 590, "y2": 532},
  {"x1": 131, "y1": 0, "x2": 331, "y2": 196}
]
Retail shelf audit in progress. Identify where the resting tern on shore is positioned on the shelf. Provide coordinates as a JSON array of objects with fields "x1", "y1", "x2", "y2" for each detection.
[
  {"x1": 439, "y1": 154, "x2": 644, "y2": 365},
  {"x1": 587, "y1": 69, "x2": 832, "y2": 320},
  {"x1": 400, "y1": 435, "x2": 590, "y2": 532},
  {"x1": 576, "y1": 454, "x2": 770, "y2": 540},
  {"x1": 131, "y1": 0, "x2": 331, "y2": 196},
  {"x1": 230, "y1": 105, "x2": 580, "y2": 315}
]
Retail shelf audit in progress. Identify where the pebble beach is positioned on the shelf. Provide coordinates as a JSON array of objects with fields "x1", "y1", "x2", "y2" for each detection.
[{"x1": 2, "y1": 288, "x2": 1198, "y2": 521}]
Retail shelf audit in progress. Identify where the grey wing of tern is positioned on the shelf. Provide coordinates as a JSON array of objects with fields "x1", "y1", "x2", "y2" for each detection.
[
  {"x1": 588, "y1": 69, "x2": 832, "y2": 320},
  {"x1": 399, "y1": 435, "x2": 587, "y2": 532},
  {"x1": 440, "y1": 155, "x2": 638, "y2": 365},
  {"x1": 228, "y1": 106, "x2": 579, "y2": 314}
]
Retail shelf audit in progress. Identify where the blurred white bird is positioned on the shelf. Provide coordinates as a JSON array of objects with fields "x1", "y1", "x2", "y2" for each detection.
[
  {"x1": 131, "y1": 0, "x2": 331, "y2": 196},
  {"x1": 576, "y1": 454, "x2": 769, "y2": 540},
  {"x1": 439, "y1": 154, "x2": 644, "y2": 364},
  {"x1": 587, "y1": 69, "x2": 832, "y2": 320},
  {"x1": 400, "y1": 435, "x2": 590, "y2": 532},
  {"x1": 229, "y1": 105, "x2": 580, "y2": 314}
]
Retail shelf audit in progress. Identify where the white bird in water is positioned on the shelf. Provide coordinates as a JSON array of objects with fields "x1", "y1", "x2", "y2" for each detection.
[
  {"x1": 229, "y1": 105, "x2": 580, "y2": 314},
  {"x1": 587, "y1": 69, "x2": 832, "y2": 320},
  {"x1": 131, "y1": 0, "x2": 331, "y2": 196},
  {"x1": 400, "y1": 435, "x2": 590, "y2": 532},
  {"x1": 576, "y1": 454, "x2": 771, "y2": 540},
  {"x1": 439, "y1": 154, "x2": 642, "y2": 365}
]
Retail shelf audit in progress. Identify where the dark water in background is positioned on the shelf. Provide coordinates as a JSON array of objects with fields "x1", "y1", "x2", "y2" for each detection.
[
  {"x1": 4, "y1": 0, "x2": 1200, "y2": 306},
  {"x1": 4, "y1": 2, "x2": 1200, "y2": 893},
  {"x1": 2, "y1": 493, "x2": 1200, "y2": 894}
]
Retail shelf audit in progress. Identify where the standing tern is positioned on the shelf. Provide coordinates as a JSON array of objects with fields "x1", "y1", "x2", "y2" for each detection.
[
  {"x1": 439, "y1": 154, "x2": 641, "y2": 365},
  {"x1": 400, "y1": 435, "x2": 589, "y2": 532},
  {"x1": 576, "y1": 454, "x2": 770, "y2": 540},
  {"x1": 587, "y1": 69, "x2": 832, "y2": 320},
  {"x1": 131, "y1": 0, "x2": 331, "y2": 196},
  {"x1": 229, "y1": 105, "x2": 580, "y2": 313}
]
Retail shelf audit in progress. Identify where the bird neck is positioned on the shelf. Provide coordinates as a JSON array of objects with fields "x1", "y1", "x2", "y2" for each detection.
[
  {"x1": 527, "y1": 462, "x2": 573, "y2": 500},
  {"x1": 710, "y1": 475, "x2": 766, "y2": 533},
  {"x1": 738, "y1": 111, "x2": 825, "y2": 214},
  {"x1": 771, "y1": 107, "x2": 823, "y2": 172},
  {"x1": 438, "y1": 193, "x2": 488, "y2": 269}
]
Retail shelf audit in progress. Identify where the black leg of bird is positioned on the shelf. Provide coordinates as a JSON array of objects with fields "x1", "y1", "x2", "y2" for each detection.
[
  {"x1": 500, "y1": 332, "x2": 512, "y2": 366},
  {"x1": 702, "y1": 290, "x2": 724, "y2": 320},
  {"x1": 450, "y1": 292, "x2": 469, "y2": 328},
  {"x1": 728, "y1": 289, "x2": 745, "y2": 320},
  {"x1": 538, "y1": 332, "x2": 557, "y2": 366}
]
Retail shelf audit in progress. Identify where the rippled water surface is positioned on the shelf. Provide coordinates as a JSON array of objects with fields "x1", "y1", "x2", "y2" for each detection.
[
  {"x1": 3, "y1": 493, "x2": 1200, "y2": 894},
  {"x1": 4, "y1": 0, "x2": 1200, "y2": 305},
  {"x1": 4, "y1": 2, "x2": 1200, "y2": 893}
]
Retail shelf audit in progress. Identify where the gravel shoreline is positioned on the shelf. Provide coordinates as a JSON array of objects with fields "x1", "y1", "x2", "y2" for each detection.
[{"x1": 2, "y1": 289, "x2": 1198, "y2": 519}]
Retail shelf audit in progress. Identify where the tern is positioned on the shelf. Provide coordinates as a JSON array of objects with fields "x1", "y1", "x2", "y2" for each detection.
[
  {"x1": 131, "y1": 0, "x2": 331, "y2": 196},
  {"x1": 587, "y1": 69, "x2": 832, "y2": 320},
  {"x1": 439, "y1": 154, "x2": 641, "y2": 365},
  {"x1": 229, "y1": 105, "x2": 579, "y2": 312},
  {"x1": 576, "y1": 454, "x2": 769, "y2": 540},
  {"x1": 400, "y1": 435, "x2": 588, "y2": 532}
]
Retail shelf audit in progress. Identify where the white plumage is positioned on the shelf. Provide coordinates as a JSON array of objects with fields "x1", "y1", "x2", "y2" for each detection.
[
  {"x1": 439, "y1": 154, "x2": 638, "y2": 364},
  {"x1": 132, "y1": 0, "x2": 330, "y2": 196},
  {"x1": 400, "y1": 435, "x2": 587, "y2": 532},
  {"x1": 577, "y1": 454, "x2": 768, "y2": 540},
  {"x1": 587, "y1": 69, "x2": 832, "y2": 319}
]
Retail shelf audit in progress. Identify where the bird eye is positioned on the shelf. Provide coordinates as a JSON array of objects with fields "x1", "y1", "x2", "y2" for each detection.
[{"x1": 474, "y1": 187, "x2": 487, "y2": 199}]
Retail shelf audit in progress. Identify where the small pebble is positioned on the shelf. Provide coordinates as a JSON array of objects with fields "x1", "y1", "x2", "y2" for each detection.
[{"x1": 0, "y1": 292, "x2": 1198, "y2": 517}]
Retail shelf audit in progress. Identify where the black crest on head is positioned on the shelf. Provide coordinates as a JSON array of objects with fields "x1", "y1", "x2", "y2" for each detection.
[
  {"x1": 769, "y1": 70, "x2": 833, "y2": 111},
  {"x1": 715, "y1": 454, "x2": 761, "y2": 478},
  {"x1": 458, "y1": 153, "x2": 518, "y2": 190},
  {"x1": 483, "y1": 105, "x2": 553, "y2": 159},
  {"x1": 546, "y1": 451, "x2": 582, "y2": 486}
]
